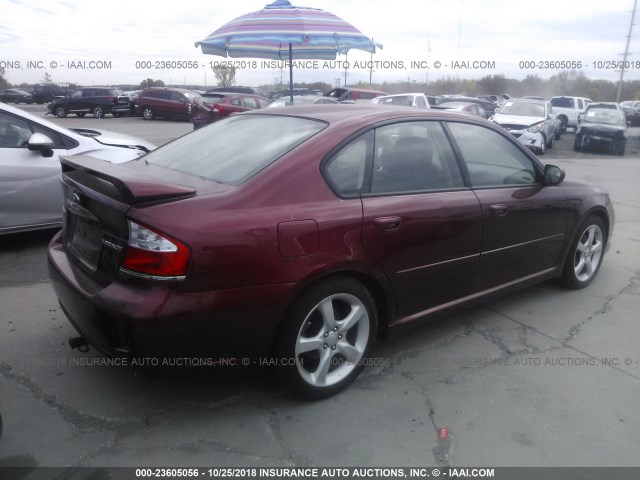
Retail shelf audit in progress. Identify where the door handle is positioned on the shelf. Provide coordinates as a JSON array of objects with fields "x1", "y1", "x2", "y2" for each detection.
[
  {"x1": 374, "y1": 216, "x2": 402, "y2": 232},
  {"x1": 489, "y1": 204, "x2": 509, "y2": 216}
]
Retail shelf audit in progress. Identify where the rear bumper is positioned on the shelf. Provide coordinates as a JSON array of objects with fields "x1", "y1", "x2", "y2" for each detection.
[{"x1": 48, "y1": 232, "x2": 292, "y2": 361}]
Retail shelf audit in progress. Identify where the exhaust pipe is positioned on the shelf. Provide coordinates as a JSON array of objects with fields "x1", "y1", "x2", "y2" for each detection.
[{"x1": 69, "y1": 336, "x2": 90, "y2": 353}]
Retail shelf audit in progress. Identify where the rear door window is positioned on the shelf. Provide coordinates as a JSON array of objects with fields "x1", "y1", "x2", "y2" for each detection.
[{"x1": 447, "y1": 122, "x2": 539, "y2": 187}]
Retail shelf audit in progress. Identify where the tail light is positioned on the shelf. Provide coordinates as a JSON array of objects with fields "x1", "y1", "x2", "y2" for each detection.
[{"x1": 121, "y1": 221, "x2": 190, "y2": 279}]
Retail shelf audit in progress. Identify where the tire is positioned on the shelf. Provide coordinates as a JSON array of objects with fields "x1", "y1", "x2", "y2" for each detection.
[
  {"x1": 573, "y1": 135, "x2": 582, "y2": 152},
  {"x1": 142, "y1": 107, "x2": 155, "y2": 120},
  {"x1": 547, "y1": 132, "x2": 554, "y2": 149},
  {"x1": 561, "y1": 215, "x2": 606, "y2": 289},
  {"x1": 75, "y1": 113, "x2": 86, "y2": 118},
  {"x1": 92, "y1": 106, "x2": 105, "y2": 118},
  {"x1": 274, "y1": 277, "x2": 378, "y2": 399},
  {"x1": 558, "y1": 116, "x2": 568, "y2": 134},
  {"x1": 54, "y1": 105, "x2": 67, "y2": 118},
  {"x1": 614, "y1": 139, "x2": 626, "y2": 156},
  {"x1": 555, "y1": 129, "x2": 562, "y2": 140}
]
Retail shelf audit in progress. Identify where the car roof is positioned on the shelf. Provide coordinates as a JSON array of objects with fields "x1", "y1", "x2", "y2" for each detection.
[
  {"x1": 502, "y1": 98, "x2": 545, "y2": 104},
  {"x1": 376, "y1": 93, "x2": 420, "y2": 98},
  {"x1": 245, "y1": 104, "x2": 490, "y2": 130}
]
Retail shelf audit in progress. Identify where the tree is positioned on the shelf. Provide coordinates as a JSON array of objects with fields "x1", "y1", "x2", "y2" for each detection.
[
  {"x1": 139, "y1": 78, "x2": 165, "y2": 89},
  {"x1": 477, "y1": 74, "x2": 507, "y2": 95},
  {"x1": 212, "y1": 64, "x2": 236, "y2": 87},
  {"x1": 41, "y1": 72, "x2": 53, "y2": 84}
]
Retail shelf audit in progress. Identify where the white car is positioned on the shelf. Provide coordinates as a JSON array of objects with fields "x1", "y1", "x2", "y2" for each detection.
[
  {"x1": 492, "y1": 99, "x2": 558, "y2": 155},
  {"x1": 371, "y1": 93, "x2": 430, "y2": 108},
  {"x1": 0, "y1": 102, "x2": 156, "y2": 234}
]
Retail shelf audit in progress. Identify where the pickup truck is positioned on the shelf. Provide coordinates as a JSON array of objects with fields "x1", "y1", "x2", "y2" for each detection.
[{"x1": 550, "y1": 96, "x2": 592, "y2": 133}]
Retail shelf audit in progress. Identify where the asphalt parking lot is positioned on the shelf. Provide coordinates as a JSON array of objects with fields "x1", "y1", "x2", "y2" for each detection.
[{"x1": 1, "y1": 105, "x2": 640, "y2": 472}]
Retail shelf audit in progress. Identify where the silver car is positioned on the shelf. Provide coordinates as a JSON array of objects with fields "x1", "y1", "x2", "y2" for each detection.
[
  {"x1": 492, "y1": 99, "x2": 558, "y2": 155},
  {"x1": 0, "y1": 102, "x2": 156, "y2": 234}
]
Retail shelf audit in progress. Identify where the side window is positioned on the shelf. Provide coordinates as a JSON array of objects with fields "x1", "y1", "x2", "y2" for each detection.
[
  {"x1": 577, "y1": 98, "x2": 584, "y2": 109},
  {"x1": 416, "y1": 96, "x2": 426, "y2": 108},
  {"x1": 447, "y1": 122, "x2": 538, "y2": 187},
  {"x1": 324, "y1": 131, "x2": 373, "y2": 197},
  {"x1": 0, "y1": 111, "x2": 32, "y2": 148},
  {"x1": 371, "y1": 121, "x2": 464, "y2": 194},
  {"x1": 170, "y1": 92, "x2": 185, "y2": 102},
  {"x1": 230, "y1": 97, "x2": 242, "y2": 106},
  {"x1": 71, "y1": 90, "x2": 83, "y2": 99},
  {"x1": 243, "y1": 97, "x2": 258, "y2": 109}
]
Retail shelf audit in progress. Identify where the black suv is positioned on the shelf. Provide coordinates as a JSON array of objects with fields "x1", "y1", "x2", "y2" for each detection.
[
  {"x1": 32, "y1": 84, "x2": 69, "y2": 104},
  {"x1": 47, "y1": 87, "x2": 130, "y2": 118}
]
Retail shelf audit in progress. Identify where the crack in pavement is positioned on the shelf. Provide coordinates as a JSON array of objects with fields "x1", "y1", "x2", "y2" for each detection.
[
  {"x1": 400, "y1": 372, "x2": 452, "y2": 468},
  {"x1": 57, "y1": 437, "x2": 296, "y2": 475},
  {"x1": 266, "y1": 411, "x2": 311, "y2": 467},
  {"x1": 0, "y1": 362, "x2": 141, "y2": 430}
]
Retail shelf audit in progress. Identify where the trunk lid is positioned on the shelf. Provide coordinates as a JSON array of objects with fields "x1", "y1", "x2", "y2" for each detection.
[{"x1": 59, "y1": 155, "x2": 223, "y2": 284}]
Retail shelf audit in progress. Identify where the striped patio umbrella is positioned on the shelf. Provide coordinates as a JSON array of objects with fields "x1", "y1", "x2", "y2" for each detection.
[{"x1": 195, "y1": 0, "x2": 380, "y2": 101}]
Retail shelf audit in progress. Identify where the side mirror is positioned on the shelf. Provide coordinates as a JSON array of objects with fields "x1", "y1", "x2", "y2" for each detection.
[
  {"x1": 544, "y1": 164, "x2": 565, "y2": 185},
  {"x1": 27, "y1": 132, "x2": 54, "y2": 157}
]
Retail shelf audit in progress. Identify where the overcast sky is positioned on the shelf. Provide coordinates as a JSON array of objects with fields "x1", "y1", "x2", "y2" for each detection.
[{"x1": 1, "y1": 0, "x2": 638, "y2": 88}]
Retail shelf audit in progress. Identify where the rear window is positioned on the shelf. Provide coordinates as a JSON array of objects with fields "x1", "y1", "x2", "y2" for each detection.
[
  {"x1": 550, "y1": 97, "x2": 575, "y2": 109},
  {"x1": 145, "y1": 115, "x2": 326, "y2": 185}
]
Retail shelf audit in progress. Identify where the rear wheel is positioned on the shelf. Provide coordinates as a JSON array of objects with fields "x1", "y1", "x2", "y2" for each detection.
[
  {"x1": 274, "y1": 277, "x2": 377, "y2": 399},
  {"x1": 561, "y1": 216, "x2": 606, "y2": 289},
  {"x1": 142, "y1": 107, "x2": 155, "y2": 120},
  {"x1": 54, "y1": 106, "x2": 67, "y2": 118},
  {"x1": 558, "y1": 116, "x2": 568, "y2": 134},
  {"x1": 613, "y1": 138, "x2": 626, "y2": 156},
  {"x1": 92, "y1": 106, "x2": 105, "y2": 118}
]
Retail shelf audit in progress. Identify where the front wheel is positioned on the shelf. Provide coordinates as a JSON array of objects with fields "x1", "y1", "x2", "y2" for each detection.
[
  {"x1": 561, "y1": 216, "x2": 606, "y2": 289},
  {"x1": 54, "y1": 106, "x2": 67, "y2": 118},
  {"x1": 547, "y1": 133, "x2": 554, "y2": 149},
  {"x1": 92, "y1": 106, "x2": 105, "y2": 118},
  {"x1": 274, "y1": 277, "x2": 378, "y2": 399},
  {"x1": 142, "y1": 107, "x2": 155, "y2": 120}
]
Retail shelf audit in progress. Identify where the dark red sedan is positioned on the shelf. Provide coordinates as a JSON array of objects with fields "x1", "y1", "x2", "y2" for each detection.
[
  {"x1": 192, "y1": 92, "x2": 271, "y2": 129},
  {"x1": 48, "y1": 106, "x2": 614, "y2": 398}
]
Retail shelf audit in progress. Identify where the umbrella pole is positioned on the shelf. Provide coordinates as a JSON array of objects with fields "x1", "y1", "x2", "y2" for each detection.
[{"x1": 289, "y1": 43, "x2": 294, "y2": 103}]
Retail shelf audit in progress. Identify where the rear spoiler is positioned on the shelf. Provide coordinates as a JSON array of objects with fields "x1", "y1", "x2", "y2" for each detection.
[{"x1": 60, "y1": 155, "x2": 196, "y2": 205}]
